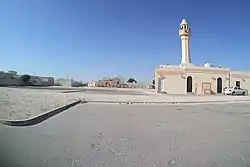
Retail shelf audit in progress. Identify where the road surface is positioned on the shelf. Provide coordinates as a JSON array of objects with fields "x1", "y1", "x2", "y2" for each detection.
[{"x1": 1, "y1": 103, "x2": 250, "y2": 167}]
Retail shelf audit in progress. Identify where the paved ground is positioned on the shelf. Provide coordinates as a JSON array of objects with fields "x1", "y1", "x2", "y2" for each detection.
[{"x1": 1, "y1": 103, "x2": 250, "y2": 167}]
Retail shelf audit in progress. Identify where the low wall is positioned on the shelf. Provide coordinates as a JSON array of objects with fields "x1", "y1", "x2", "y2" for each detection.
[
  {"x1": 0, "y1": 78, "x2": 23, "y2": 86},
  {"x1": 54, "y1": 78, "x2": 72, "y2": 87}
]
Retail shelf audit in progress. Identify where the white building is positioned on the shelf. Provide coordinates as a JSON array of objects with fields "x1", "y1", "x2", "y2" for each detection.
[{"x1": 155, "y1": 19, "x2": 250, "y2": 94}]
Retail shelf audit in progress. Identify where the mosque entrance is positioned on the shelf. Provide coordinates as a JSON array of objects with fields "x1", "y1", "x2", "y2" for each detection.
[
  {"x1": 217, "y1": 77, "x2": 222, "y2": 93},
  {"x1": 187, "y1": 76, "x2": 193, "y2": 93}
]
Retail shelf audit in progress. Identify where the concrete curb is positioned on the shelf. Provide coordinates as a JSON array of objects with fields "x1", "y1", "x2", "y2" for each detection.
[
  {"x1": 1, "y1": 99, "x2": 249, "y2": 127},
  {"x1": 0, "y1": 100, "x2": 82, "y2": 127},
  {"x1": 83, "y1": 99, "x2": 250, "y2": 105}
]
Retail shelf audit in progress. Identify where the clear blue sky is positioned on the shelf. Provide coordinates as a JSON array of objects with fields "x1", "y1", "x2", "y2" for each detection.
[{"x1": 1, "y1": 0, "x2": 250, "y2": 83}]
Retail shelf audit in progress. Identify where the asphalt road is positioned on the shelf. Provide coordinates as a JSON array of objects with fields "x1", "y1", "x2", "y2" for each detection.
[{"x1": 1, "y1": 103, "x2": 250, "y2": 167}]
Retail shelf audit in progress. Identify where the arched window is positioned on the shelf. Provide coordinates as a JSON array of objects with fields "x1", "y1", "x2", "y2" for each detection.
[
  {"x1": 217, "y1": 77, "x2": 222, "y2": 93},
  {"x1": 187, "y1": 76, "x2": 192, "y2": 93}
]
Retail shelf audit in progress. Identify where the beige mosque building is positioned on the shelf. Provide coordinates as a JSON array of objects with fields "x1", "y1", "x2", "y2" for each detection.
[{"x1": 155, "y1": 19, "x2": 250, "y2": 95}]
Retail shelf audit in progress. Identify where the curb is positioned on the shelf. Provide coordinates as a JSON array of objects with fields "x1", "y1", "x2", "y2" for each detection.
[
  {"x1": 1, "y1": 99, "x2": 249, "y2": 127},
  {"x1": 0, "y1": 100, "x2": 82, "y2": 127},
  {"x1": 83, "y1": 99, "x2": 250, "y2": 105}
]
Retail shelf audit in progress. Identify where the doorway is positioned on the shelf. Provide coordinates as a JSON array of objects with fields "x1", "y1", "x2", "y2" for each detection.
[
  {"x1": 202, "y1": 82, "x2": 211, "y2": 94},
  {"x1": 187, "y1": 76, "x2": 192, "y2": 93},
  {"x1": 217, "y1": 77, "x2": 222, "y2": 93},
  {"x1": 158, "y1": 77, "x2": 165, "y2": 92},
  {"x1": 236, "y1": 81, "x2": 240, "y2": 87}
]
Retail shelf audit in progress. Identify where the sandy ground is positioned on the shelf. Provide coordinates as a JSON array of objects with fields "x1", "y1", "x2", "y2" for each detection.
[
  {"x1": 0, "y1": 87, "x2": 80, "y2": 120},
  {"x1": 1, "y1": 103, "x2": 250, "y2": 167},
  {"x1": 1, "y1": 87, "x2": 250, "y2": 120}
]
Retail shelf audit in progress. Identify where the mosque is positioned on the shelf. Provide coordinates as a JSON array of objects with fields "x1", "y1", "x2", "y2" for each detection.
[{"x1": 155, "y1": 19, "x2": 250, "y2": 95}]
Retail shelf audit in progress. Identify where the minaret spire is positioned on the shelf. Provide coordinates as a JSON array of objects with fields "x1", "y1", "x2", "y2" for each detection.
[{"x1": 179, "y1": 18, "x2": 191, "y2": 65}]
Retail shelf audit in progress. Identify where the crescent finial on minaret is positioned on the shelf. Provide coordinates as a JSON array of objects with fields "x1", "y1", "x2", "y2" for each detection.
[{"x1": 180, "y1": 19, "x2": 188, "y2": 25}]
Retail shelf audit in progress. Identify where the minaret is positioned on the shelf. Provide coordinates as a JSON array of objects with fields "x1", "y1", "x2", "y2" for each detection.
[{"x1": 179, "y1": 19, "x2": 191, "y2": 65}]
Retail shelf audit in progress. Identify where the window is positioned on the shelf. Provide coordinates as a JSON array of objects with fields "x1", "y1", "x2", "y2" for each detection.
[
  {"x1": 236, "y1": 81, "x2": 240, "y2": 87},
  {"x1": 217, "y1": 77, "x2": 222, "y2": 93},
  {"x1": 187, "y1": 76, "x2": 192, "y2": 93}
]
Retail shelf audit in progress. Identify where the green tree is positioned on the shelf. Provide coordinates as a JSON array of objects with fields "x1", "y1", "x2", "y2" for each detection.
[
  {"x1": 152, "y1": 79, "x2": 155, "y2": 89},
  {"x1": 127, "y1": 78, "x2": 137, "y2": 83},
  {"x1": 20, "y1": 75, "x2": 31, "y2": 84}
]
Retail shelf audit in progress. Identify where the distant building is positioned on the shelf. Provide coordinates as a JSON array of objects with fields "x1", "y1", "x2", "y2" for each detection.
[
  {"x1": 0, "y1": 70, "x2": 23, "y2": 86},
  {"x1": 95, "y1": 77, "x2": 122, "y2": 87},
  {"x1": 29, "y1": 76, "x2": 54, "y2": 86},
  {"x1": 54, "y1": 78, "x2": 82, "y2": 87},
  {"x1": 54, "y1": 78, "x2": 72, "y2": 87},
  {"x1": 29, "y1": 77, "x2": 42, "y2": 86},
  {"x1": 7, "y1": 70, "x2": 18, "y2": 75},
  {"x1": 40, "y1": 76, "x2": 54, "y2": 86},
  {"x1": 155, "y1": 19, "x2": 250, "y2": 94},
  {"x1": 126, "y1": 83, "x2": 150, "y2": 89},
  {"x1": 88, "y1": 81, "x2": 96, "y2": 87},
  {"x1": 91, "y1": 77, "x2": 151, "y2": 89},
  {"x1": 0, "y1": 70, "x2": 54, "y2": 87}
]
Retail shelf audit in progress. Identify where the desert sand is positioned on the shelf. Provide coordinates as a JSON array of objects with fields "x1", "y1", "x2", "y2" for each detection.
[{"x1": 1, "y1": 87, "x2": 250, "y2": 120}]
